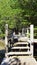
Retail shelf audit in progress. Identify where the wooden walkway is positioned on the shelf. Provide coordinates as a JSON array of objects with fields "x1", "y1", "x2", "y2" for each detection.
[{"x1": 34, "y1": 39, "x2": 37, "y2": 43}]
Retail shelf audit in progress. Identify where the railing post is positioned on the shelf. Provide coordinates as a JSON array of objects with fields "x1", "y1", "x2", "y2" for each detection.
[
  {"x1": 27, "y1": 28, "x2": 29, "y2": 38},
  {"x1": 22, "y1": 28, "x2": 25, "y2": 36},
  {"x1": 30, "y1": 24, "x2": 34, "y2": 57},
  {"x1": 5, "y1": 24, "x2": 8, "y2": 53},
  {"x1": 30, "y1": 25, "x2": 34, "y2": 43}
]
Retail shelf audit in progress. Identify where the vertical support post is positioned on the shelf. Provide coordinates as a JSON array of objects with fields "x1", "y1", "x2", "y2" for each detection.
[
  {"x1": 30, "y1": 24, "x2": 34, "y2": 57},
  {"x1": 27, "y1": 28, "x2": 29, "y2": 52},
  {"x1": 5, "y1": 24, "x2": 8, "y2": 53},
  {"x1": 22, "y1": 28, "x2": 24, "y2": 36},
  {"x1": 30, "y1": 25, "x2": 34, "y2": 43}
]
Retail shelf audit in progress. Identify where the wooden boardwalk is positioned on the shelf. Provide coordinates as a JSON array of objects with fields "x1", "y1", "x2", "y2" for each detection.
[{"x1": 34, "y1": 39, "x2": 37, "y2": 43}]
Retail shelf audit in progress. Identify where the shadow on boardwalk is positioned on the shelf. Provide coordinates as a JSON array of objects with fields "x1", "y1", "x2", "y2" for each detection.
[{"x1": 0, "y1": 49, "x2": 5, "y2": 64}]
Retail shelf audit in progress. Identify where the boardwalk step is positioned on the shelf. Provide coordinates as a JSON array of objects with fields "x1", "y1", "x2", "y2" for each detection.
[
  {"x1": 13, "y1": 42, "x2": 28, "y2": 46},
  {"x1": 14, "y1": 42, "x2": 28, "y2": 45},
  {"x1": 11, "y1": 47, "x2": 29, "y2": 49},
  {"x1": 13, "y1": 44, "x2": 28, "y2": 47},
  {"x1": 5, "y1": 52, "x2": 31, "y2": 57}
]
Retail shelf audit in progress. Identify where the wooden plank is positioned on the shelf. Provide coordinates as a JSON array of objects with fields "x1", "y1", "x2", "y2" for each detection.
[
  {"x1": 11, "y1": 47, "x2": 29, "y2": 49},
  {"x1": 5, "y1": 52, "x2": 31, "y2": 57},
  {"x1": 33, "y1": 39, "x2": 37, "y2": 43},
  {"x1": 13, "y1": 42, "x2": 28, "y2": 46}
]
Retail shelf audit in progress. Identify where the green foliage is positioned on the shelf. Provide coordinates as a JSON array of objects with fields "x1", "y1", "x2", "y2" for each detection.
[
  {"x1": 34, "y1": 28, "x2": 37, "y2": 30},
  {"x1": 0, "y1": 0, "x2": 37, "y2": 35},
  {"x1": 0, "y1": 34, "x2": 5, "y2": 39}
]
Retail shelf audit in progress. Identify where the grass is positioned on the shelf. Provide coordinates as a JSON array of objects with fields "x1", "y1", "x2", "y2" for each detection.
[{"x1": 0, "y1": 41, "x2": 5, "y2": 50}]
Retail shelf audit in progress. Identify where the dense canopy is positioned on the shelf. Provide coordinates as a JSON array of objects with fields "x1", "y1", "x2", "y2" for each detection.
[{"x1": 0, "y1": 0, "x2": 37, "y2": 34}]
